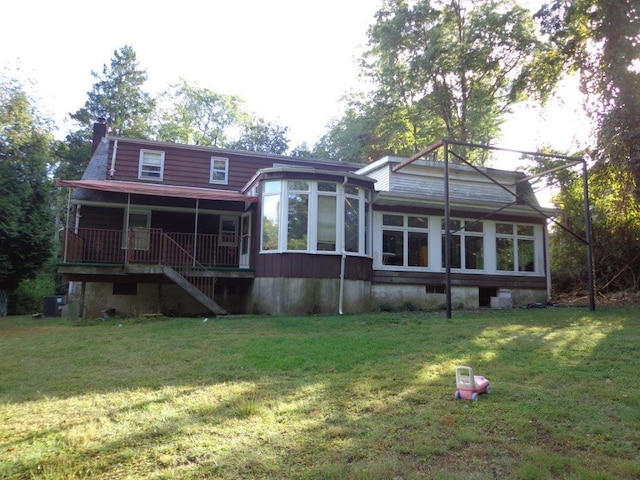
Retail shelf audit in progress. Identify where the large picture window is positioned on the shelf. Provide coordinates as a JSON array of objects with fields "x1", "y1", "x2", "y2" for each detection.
[
  {"x1": 441, "y1": 219, "x2": 484, "y2": 270},
  {"x1": 381, "y1": 214, "x2": 429, "y2": 268},
  {"x1": 496, "y1": 223, "x2": 535, "y2": 272}
]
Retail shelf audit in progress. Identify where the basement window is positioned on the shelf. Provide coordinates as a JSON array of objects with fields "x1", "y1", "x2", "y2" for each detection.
[{"x1": 113, "y1": 283, "x2": 138, "y2": 295}]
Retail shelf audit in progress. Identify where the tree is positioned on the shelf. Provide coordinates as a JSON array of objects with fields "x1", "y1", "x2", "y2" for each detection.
[
  {"x1": 534, "y1": 1, "x2": 640, "y2": 294},
  {"x1": 156, "y1": 79, "x2": 246, "y2": 147},
  {"x1": 321, "y1": 0, "x2": 545, "y2": 163},
  {"x1": 229, "y1": 116, "x2": 290, "y2": 154},
  {"x1": 0, "y1": 76, "x2": 55, "y2": 315},
  {"x1": 537, "y1": 0, "x2": 640, "y2": 199},
  {"x1": 70, "y1": 45, "x2": 156, "y2": 139}
]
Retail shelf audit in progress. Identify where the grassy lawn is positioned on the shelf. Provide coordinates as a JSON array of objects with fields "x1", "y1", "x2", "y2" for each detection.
[{"x1": 1, "y1": 306, "x2": 639, "y2": 479}]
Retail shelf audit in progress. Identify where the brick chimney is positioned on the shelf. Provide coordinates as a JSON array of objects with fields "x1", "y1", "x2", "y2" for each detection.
[{"x1": 92, "y1": 118, "x2": 107, "y2": 154}]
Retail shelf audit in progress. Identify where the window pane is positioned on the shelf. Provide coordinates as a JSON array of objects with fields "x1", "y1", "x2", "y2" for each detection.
[
  {"x1": 288, "y1": 180, "x2": 308, "y2": 191},
  {"x1": 442, "y1": 235, "x2": 462, "y2": 268},
  {"x1": 518, "y1": 239, "x2": 535, "y2": 271},
  {"x1": 496, "y1": 223, "x2": 513, "y2": 235},
  {"x1": 317, "y1": 195, "x2": 337, "y2": 251},
  {"x1": 408, "y1": 216, "x2": 429, "y2": 229},
  {"x1": 383, "y1": 214, "x2": 403, "y2": 227},
  {"x1": 496, "y1": 237, "x2": 514, "y2": 270},
  {"x1": 344, "y1": 185, "x2": 358, "y2": 195},
  {"x1": 287, "y1": 194, "x2": 308, "y2": 250},
  {"x1": 465, "y1": 220, "x2": 483, "y2": 232},
  {"x1": 441, "y1": 219, "x2": 462, "y2": 231},
  {"x1": 318, "y1": 182, "x2": 336, "y2": 192},
  {"x1": 262, "y1": 195, "x2": 279, "y2": 250},
  {"x1": 465, "y1": 236, "x2": 484, "y2": 269},
  {"x1": 344, "y1": 197, "x2": 359, "y2": 252},
  {"x1": 408, "y1": 232, "x2": 428, "y2": 267},
  {"x1": 263, "y1": 180, "x2": 281, "y2": 194},
  {"x1": 383, "y1": 230, "x2": 403, "y2": 266},
  {"x1": 517, "y1": 224, "x2": 534, "y2": 236}
]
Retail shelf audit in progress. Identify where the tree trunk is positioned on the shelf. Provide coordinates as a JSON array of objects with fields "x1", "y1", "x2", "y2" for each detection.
[{"x1": 0, "y1": 290, "x2": 8, "y2": 317}]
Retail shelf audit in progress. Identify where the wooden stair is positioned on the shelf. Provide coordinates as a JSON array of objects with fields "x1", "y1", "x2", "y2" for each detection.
[{"x1": 160, "y1": 233, "x2": 228, "y2": 316}]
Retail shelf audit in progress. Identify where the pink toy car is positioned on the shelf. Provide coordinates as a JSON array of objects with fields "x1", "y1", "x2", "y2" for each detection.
[{"x1": 454, "y1": 366, "x2": 491, "y2": 401}]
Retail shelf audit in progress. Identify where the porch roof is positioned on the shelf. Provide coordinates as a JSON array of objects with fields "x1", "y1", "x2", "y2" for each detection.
[{"x1": 56, "y1": 179, "x2": 258, "y2": 203}]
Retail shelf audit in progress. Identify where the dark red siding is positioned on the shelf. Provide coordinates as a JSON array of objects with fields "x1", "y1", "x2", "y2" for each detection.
[{"x1": 254, "y1": 253, "x2": 372, "y2": 281}]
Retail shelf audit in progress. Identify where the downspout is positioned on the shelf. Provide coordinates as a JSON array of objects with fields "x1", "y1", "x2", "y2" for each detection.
[
  {"x1": 545, "y1": 220, "x2": 552, "y2": 301},
  {"x1": 109, "y1": 139, "x2": 118, "y2": 177},
  {"x1": 338, "y1": 176, "x2": 348, "y2": 315}
]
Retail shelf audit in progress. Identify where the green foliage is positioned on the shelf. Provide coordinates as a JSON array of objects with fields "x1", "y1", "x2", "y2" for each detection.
[
  {"x1": 70, "y1": 45, "x2": 156, "y2": 139},
  {"x1": 0, "y1": 75, "x2": 54, "y2": 299},
  {"x1": 321, "y1": 0, "x2": 545, "y2": 163},
  {"x1": 229, "y1": 116, "x2": 290, "y2": 154},
  {"x1": 156, "y1": 78, "x2": 246, "y2": 147},
  {"x1": 8, "y1": 263, "x2": 58, "y2": 315}
]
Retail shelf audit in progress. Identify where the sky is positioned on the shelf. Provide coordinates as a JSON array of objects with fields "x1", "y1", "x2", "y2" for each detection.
[{"x1": 2, "y1": 0, "x2": 590, "y2": 154}]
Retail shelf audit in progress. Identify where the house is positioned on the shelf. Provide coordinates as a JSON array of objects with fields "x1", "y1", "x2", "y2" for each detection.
[{"x1": 57, "y1": 121, "x2": 553, "y2": 318}]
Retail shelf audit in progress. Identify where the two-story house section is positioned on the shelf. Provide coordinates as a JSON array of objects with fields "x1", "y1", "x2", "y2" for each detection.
[{"x1": 57, "y1": 122, "x2": 553, "y2": 318}]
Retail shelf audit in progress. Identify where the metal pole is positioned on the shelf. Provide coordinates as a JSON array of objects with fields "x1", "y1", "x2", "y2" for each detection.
[
  {"x1": 444, "y1": 141, "x2": 452, "y2": 319},
  {"x1": 582, "y1": 160, "x2": 596, "y2": 311}
]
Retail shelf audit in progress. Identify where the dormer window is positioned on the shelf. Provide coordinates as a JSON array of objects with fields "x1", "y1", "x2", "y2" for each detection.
[
  {"x1": 138, "y1": 150, "x2": 164, "y2": 180},
  {"x1": 210, "y1": 156, "x2": 229, "y2": 184}
]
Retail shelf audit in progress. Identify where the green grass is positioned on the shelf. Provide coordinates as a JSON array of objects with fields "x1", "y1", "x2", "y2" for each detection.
[{"x1": 1, "y1": 306, "x2": 639, "y2": 479}]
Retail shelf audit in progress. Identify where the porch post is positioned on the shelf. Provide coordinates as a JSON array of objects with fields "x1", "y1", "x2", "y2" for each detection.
[
  {"x1": 444, "y1": 141, "x2": 452, "y2": 319},
  {"x1": 63, "y1": 187, "x2": 71, "y2": 263},
  {"x1": 125, "y1": 193, "x2": 131, "y2": 264},
  {"x1": 193, "y1": 199, "x2": 199, "y2": 268}
]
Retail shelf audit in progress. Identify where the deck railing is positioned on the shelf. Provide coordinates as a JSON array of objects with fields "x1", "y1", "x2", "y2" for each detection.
[{"x1": 60, "y1": 228, "x2": 241, "y2": 268}]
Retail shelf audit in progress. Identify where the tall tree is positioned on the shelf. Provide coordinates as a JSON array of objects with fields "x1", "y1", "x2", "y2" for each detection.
[
  {"x1": 537, "y1": 0, "x2": 640, "y2": 198},
  {"x1": 0, "y1": 76, "x2": 54, "y2": 315},
  {"x1": 70, "y1": 45, "x2": 156, "y2": 138},
  {"x1": 156, "y1": 79, "x2": 246, "y2": 147},
  {"x1": 321, "y1": 0, "x2": 545, "y2": 163},
  {"x1": 229, "y1": 116, "x2": 290, "y2": 154}
]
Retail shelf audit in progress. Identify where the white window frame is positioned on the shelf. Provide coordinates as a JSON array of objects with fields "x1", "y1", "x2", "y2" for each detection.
[
  {"x1": 138, "y1": 150, "x2": 165, "y2": 181},
  {"x1": 259, "y1": 180, "x2": 369, "y2": 256},
  {"x1": 495, "y1": 222, "x2": 539, "y2": 273},
  {"x1": 210, "y1": 156, "x2": 229, "y2": 185},
  {"x1": 377, "y1": 213, "x2": 431, "y2": 270},
  {"x1": 441, "y1": 218, "x2": 485, "y2": 272},
  {"x1": 219, "y1": 216, "x2": 238, "y2": 246}
]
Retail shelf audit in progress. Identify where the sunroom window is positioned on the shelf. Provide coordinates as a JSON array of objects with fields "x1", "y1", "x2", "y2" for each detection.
[
  {"x1": 381, "y1": 214, "x2": 429, "y2": 268},
  {"x1": 496, "y1": 223, "x2": 535, "y2": 272},
  {"x1": 441, "y1": 218, "x2": 484, "y2": 270}
]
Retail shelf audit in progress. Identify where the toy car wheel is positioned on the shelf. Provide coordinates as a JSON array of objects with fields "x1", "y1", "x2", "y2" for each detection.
[
  {"x1": 485, "y1": 385, "x2": 492, "y2": 394},
  {"x1": 472, "y1": 392, "x2": 479, "y2": 402},
  {"x1": 455, "y1": 390, "x2": 461, "y2": 400}
]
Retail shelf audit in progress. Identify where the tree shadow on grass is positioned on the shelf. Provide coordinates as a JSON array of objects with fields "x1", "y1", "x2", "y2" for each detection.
[{"x1": 2, "y1": 307, "x2": 639, "y2": 479}]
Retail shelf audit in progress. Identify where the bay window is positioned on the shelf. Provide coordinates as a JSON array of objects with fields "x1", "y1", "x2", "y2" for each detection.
[{"x1": 260, "y1": 178, "x2": 369, "y2": 255}]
